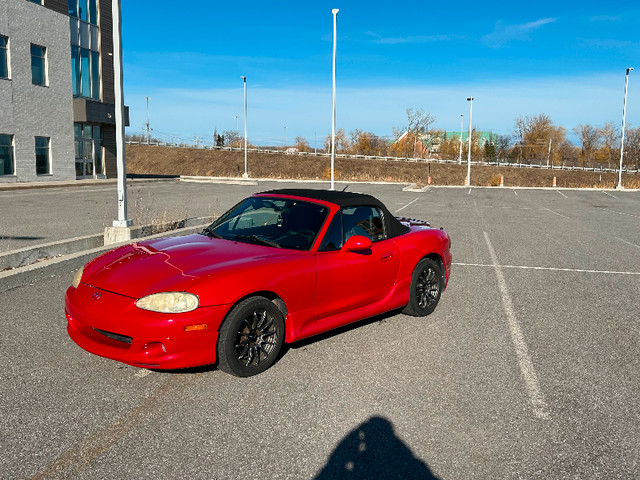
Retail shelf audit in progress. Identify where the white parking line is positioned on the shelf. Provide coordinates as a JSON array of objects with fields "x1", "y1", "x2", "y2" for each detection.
[
  {"x1": 613, "y1": 210, "x2": 640, "y2": 220},
  {"x1": 483, "y1": 232, "x2": 550, "y2": 420},
  {"x1": 613, "y1": 237, "x2": 640, "y2": 249},
  {"x1": 538, "y1": 206, "x2": 570, "y2": 219},
  {"x1": 603, "y1": 191, "x2": 617, "y2": 199},
  {"x1": 395, "y1": 197, "x2": 419, "y2": 213},
  {"x1": 556, "y1": 190, "x2": 568, "y2": 198},
  {"x1": 453, "y1": 262, "x2": 640, "y2": 276},
  {"x1": 513, "y1": 190, "x2": 518, "y2": 196}
]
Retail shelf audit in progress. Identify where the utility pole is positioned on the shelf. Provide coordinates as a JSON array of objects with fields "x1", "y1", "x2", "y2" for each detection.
[
  {"x1": 145, "y1": 96, "x2": 150, "y2": 144},
  {"x1": 458, "y1": 114, "x2": 463, "y2": 164}
]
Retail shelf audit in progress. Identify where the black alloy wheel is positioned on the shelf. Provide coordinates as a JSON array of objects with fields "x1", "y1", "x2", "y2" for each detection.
[
  {"x1": 217, "y1": 296, "x2": 285, "y2": 377},
  {"x1": 403, "y1": 258, "x2": 443, "y2": 317}
]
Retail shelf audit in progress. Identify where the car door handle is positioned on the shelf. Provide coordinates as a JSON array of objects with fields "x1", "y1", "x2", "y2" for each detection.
[{"x1": 381, "y1": 252, "x2": 393, "y2": 261}]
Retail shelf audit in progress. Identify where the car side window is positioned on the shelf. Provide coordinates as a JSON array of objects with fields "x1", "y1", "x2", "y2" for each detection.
[
  {"x1": 318, "y1": 211, "x2": 344, "y2": 252},
  {"x1": 319, "y1": 206, "x2": 385, "y2": 252},
  {"x1": 342, "y1": 206, "x2": 385, "y2": 242}
]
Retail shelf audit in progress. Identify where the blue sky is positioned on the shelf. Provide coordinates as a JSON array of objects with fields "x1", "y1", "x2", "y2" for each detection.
[{"x1": 121, "y1": 1, "x2": 640, "y2": 147}]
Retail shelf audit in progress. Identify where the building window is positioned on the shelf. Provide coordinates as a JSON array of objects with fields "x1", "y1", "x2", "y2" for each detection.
[
  {"x1": 0, "y1": 35, "x2": 9, "y2": 79},
  {"x1": 0, "y1": 134, "x2": 14, "y2": 175},
  {"x1": 35, "y1": 137, "x2": 51, "y2": 175},
  {"x1": 31, "y1": 44, "x2": 46, "y2": 86},
  {"x1": 69, "y1": 0, "x2": 100, "y2": 99}
]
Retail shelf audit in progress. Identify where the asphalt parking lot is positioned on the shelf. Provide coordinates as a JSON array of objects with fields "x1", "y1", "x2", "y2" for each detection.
[{"x1": 1, "y1": 181, "x2": 638, "y2": 479}]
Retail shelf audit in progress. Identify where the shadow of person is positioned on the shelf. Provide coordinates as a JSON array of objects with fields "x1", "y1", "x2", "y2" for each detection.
[{"x1": 315, "y1": 416, "x2": 439, "y2": 480}]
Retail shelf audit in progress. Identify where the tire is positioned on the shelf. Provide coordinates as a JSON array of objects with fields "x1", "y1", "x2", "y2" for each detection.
[
  {"x1": 402, "y1": 258, "x2": 443, "y2": 317},
  {"x1": 217, "y1": 296, "x2": 285, "y2": 377}
]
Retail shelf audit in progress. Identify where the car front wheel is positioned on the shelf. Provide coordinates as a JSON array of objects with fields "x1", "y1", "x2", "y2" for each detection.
[
  {"x1": 217, "y1": 296, "x2": 285, "y2": 377},
  {"x1": 403, "y1": 258, "x2": 443, "y2": 317}
]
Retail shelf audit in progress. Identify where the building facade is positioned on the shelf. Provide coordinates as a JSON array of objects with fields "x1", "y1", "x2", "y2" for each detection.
[{"x1": 0, "y1": 0, "x2": 127, "y2": 183}]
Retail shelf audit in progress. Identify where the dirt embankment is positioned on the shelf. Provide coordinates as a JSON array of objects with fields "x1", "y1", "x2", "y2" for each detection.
[{"x1": 126, "y1": 145, "x2": 640, "y2": 189}]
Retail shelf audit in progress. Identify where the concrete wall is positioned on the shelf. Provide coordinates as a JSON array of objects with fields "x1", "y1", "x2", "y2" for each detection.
[{"x1": 0, "y1": 0, "x2": 75, "y2": 183}]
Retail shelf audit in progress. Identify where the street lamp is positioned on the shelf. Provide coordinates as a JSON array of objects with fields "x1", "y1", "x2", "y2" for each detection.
[
  {"x1": 617, "y1": 67, "x2": 633, "y2": 189},
  {"x1": 284, "y1": 125, "x2": 287, "y2": 147},
  {"x1": 110, "y1": 0, "x2": 132, "y2": 233},
  {"x1": 235, "y1": 115, "x2": 238, "y2": 132},
  {"x1": 458, "y1": 114, "x2": 463, "y2": 164},
  {"x1": 466, "y1": 97, "x2": 473, "y2": 186},
  {"x1": 330, "y1": 8, "x2": 339, "y2": 191},
  {"x1": 241, "y1": 76, "x2": 248, "y2": 178}
]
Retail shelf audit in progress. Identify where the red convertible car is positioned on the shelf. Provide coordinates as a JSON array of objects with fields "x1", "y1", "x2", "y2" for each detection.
[{"x1": 66, "y1": 189, "x2": 452, "y2": 376}]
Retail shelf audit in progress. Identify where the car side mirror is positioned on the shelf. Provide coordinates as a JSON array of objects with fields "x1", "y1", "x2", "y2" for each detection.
[{"x1": 342, "y1": 235, "x2": 373, "y2": 252}]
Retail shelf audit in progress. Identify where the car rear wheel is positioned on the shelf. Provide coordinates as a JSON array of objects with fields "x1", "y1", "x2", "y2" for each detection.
[
  {"x1": 403, "y1": 258, "x2": 442, "y2": 317},
  {"x1": 217, "y1": 296, "x2": 285, "y2": 377}
]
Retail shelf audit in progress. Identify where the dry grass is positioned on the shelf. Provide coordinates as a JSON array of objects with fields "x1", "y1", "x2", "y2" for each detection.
[{"x1": 126, "y1": 145, "x2": 639, "y2": 189}]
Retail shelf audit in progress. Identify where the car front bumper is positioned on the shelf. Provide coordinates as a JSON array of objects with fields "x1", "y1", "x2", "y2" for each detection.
[{"x1": 65, "y1": 284, "x2": 229, "y2": 370}]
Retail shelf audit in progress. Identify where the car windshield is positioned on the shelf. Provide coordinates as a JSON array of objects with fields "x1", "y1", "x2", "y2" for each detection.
[{"x1": 203, "y1": 196, "x2": 329, "y2": 250}]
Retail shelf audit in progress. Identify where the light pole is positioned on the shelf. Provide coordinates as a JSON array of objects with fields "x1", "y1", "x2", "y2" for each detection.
[
  {"x1": 314, "y1": 132, "x2": 317, "y2": 155},
  {"x1": 466, "y1": 97, "x2": 473, "y2": 185},
  {"x1": 330, "y1": 8, "x2": 339, "y2": 190},
  {"x1": 241, "y1": 76, "x2": 248, "y2": 178},
  {"x1": 618, "y1": 67, "x2": 633, "y2": 189},
  {"x1": 145, "y1": 96, "x2": 150, "y2": 144},
  {"x1": 110, "y1": 0, "x2": 132, "y2": 232},
  {"x1": 284, "y1": 125, "x2": 287, "y2": 147},
  {"x1": 235, "y1": 115, "x2": 238, "y2": 132},
  {"x1": 458, "y1": 114, "x2": 463, "y2": 164}
]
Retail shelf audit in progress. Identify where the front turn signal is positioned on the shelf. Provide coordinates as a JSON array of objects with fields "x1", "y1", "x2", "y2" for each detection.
[{"x1": 185, "y1": 324, "x2": 208, "y2": 332}]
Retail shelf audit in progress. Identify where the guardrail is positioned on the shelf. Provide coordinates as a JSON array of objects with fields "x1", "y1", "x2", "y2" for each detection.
[{"x1": 125, "y1": 141, "x2": 639, "y2": 174}]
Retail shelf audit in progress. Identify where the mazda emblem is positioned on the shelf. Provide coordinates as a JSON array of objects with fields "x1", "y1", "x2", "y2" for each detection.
[{"x1": 91, "y1": 291, "x2": 102, "y2": 300}]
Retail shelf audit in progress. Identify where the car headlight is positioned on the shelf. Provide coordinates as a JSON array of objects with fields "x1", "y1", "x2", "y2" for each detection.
[
  {"x1": 72, "y1": 266, "x2": 84, "y2": 289},
  {"x1": 136, "y1": 292, "x2": 199, "y2": 313}
]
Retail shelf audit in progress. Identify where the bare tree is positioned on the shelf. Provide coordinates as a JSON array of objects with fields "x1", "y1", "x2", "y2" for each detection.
[
  {"x1": 573, "y1": 124, "x2": 602, "y2": 166},
  {"x1": 496, "y1": 135, "x2": 511, "y2": 160},
  {"x1": 624, "y1": 126, "x2": 640, "y2": 170},
  {"x1": 392, "y1": 108, "x2": 436, "y2": 157},
  {"x1": 512, "y1": 114, "x2": 568, "y2": 165},
  {"x1": 222, "y1": 130, "x2": 241, "y2": 147},
  {"x1": 323, "y1": 128, "x2": 351, "y2": 154},
  {"x1": 293, "y1": 136, "x2": 310, "y2": 152},
  {"x1": 597, "y1": 122, "x2": 619, "y2": 169}
]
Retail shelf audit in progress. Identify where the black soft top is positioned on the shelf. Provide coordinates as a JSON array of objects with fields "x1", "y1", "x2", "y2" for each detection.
[{"x1": 259, "y1": 189, "x2": 410, "y2": 238}]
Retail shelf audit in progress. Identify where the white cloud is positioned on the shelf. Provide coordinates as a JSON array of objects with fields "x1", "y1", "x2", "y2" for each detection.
[
  {"x1": 365, "y1": 31, "x2": 465, "y2": 45},
  {"x1": 482, "y1": 18, "x2": 557, "y2": 47}
]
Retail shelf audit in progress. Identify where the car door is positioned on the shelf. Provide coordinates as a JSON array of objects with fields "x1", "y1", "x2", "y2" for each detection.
[{"x1": 314, "y1": 206, "x2": 400, "y2": 320}]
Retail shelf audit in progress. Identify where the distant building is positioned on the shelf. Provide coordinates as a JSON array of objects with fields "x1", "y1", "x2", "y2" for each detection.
[
  {"x1": 392, "y1": 130, "x2": 495, "y2": 157},
  {"x1": 0, "y1": 0, "x2": 128, "y2": 183},
  {"x1": 423, "y1": 131, "x2": 496, "y2": 154}
]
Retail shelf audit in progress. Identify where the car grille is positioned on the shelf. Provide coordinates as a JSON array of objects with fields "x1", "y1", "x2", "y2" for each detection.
[{"x1": 92, "y1": 327, "x2": 133, "y2": 345}]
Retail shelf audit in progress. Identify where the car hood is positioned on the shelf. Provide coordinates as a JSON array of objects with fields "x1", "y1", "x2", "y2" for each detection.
[{"x1": 82, "y1": 234, "x2": 288, "y2": 298}]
